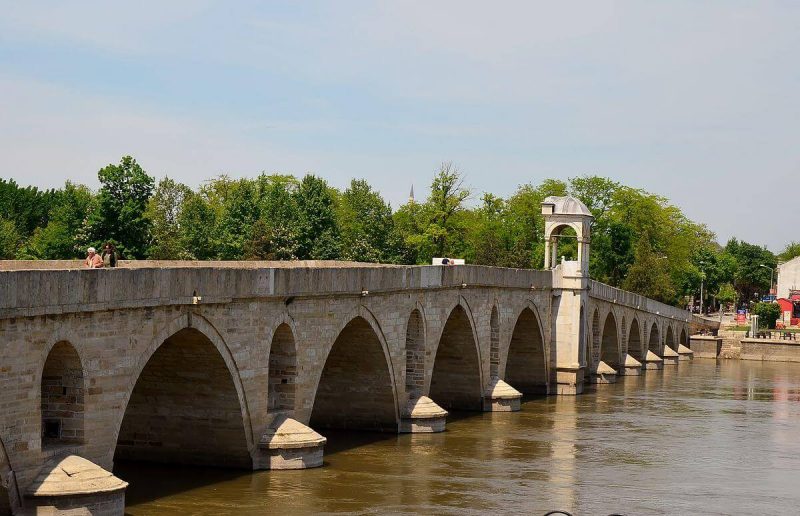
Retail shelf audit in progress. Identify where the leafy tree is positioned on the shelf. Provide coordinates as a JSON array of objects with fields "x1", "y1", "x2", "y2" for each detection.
[
  {"x1": 295, "y1": 175, "x2": 340, "y2": 260},
  {"x1": 622, "y1": 234, "x2": 676, "y2": 303},
  {"x1": 145, "y1": 177, "x2": 192, "y2": 259},
  {"x1": 245, "y1": 175, "x2": 301, "y2": 260},
  {"x1": 0, "y1": 217, "x2": 19, "y2": 259},
  {"x1": 717, "y1": 283, "x2": 736, "y2": 307},
  {"x1": 86, "y1": 156, "x2": 154, "y2": 258},
  {"x1": 724, "y1": 238, "x2": 776, "y2": 301},
  {"x1": 779, "y1": 242, "x2": 800, "y2": 262},
  {"x1": 177, "y1": 192, "x2": 219, "y2": 260},
  {"x1": 338, "y1": 179, "x2": 399, "y2": 263},
  {"x1": 752, "y1": 302, "x2": 781, "y2": 329}
]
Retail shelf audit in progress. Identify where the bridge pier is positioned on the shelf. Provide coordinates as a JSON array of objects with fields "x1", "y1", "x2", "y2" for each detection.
[
  {"x1": 482, "y1": 377, "x2": 523, "y2": 411},
  {"x1": 620, "y1": 353, "x2": 643, "y2": 375},
  {"x1": 257, "y1": 416, "x2": 326, "y2": 470},
  {"x1": 400, "y1": 397, "x2": 448, "y2": 433},
  {"x1": 643, "y1": 350, "x2": 664, "y2": 370},
  {"x1": 662, "y1": 346, "x2": 679, "y2": 365}
]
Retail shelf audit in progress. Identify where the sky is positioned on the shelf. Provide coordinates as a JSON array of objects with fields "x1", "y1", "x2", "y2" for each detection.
[{"x1": 1, "y1": 1, "x2": 798, "y2": 251}]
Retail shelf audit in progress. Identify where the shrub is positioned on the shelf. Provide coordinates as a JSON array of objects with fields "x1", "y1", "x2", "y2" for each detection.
[{"x1": 752, "y1": 302, "x2": 782, "y2": 329}]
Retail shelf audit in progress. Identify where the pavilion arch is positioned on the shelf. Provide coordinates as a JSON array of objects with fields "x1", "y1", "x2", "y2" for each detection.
[
  {"x1": 665, "y1": 326, "x2": 676, "y2": 351},
  {"x1": 504, "y1": 303, "x2": 548, "y2": 394},
  {"x1": 648, "y1": 322, "x2": 661, "y2": 354},
  {"x1": 405, "y1": 307, "x2": 426, "y2": 401},
  {"x1": 268, "y1": 322, "x2": 298, "y2": 416},
  {"x1": 489, "y1": 305, "x2": 500, "y2": 378},
  {"x1": 600, "y1": 312, "x2": 621, "y2": 369},
  {"x1": 429, "y1": 301, "x2": 483, "y2": 411},
  {"x1": 628, "y1": 318, "x2": 643, "y2": 361},
  {"x1": 40, "y1": 340, "x2": 85, "y2": 449},
  {"x1": 310, "y1": 311, "x2": 399, "y2": 432},
  {"x1": 113, "y1": 312, "x2": 254, "y2": 468}
]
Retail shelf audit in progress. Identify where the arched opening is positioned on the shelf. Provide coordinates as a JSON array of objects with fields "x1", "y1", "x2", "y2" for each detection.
[
  {"x1": 601, "y1": 313, "x2": 621, "y2": 369},
  {"x1": 0, "y1": 438, "x2": 12, "y2": 515},
  {"x1": 579, "y1": 305, "x2": 587, "y2": 366},
  {"x1": 620, "y1": 316, "x2": 627, "y2": 356},
  {"x1": 268, "y1": 323, "x2": 297, "y2": 415},
  {"x1": 666, "y1": 326, "x2": 676, "y2": 351},
  {"x1": 115, "y1": 327, "x2": 251, "y2": 468},
  {"x1": 405, "y1": 310, "x2": 425, "y2": 400},
  {"x1": 505, "y1": 308, "x2": 547, "y2": 394},
  {"x1": 489, "y1": 306, "x2": 500, "y2": 378},
  {"x1": 311, "y1": 317, "x2": 397, "y2": 432},
  {"x1": 680, "y1": 328, "x2": 688, "y2": 347},
  {"x1": 648, "y1": 323, "x2": 661, "y2": 354},
  {"x1": 41, "y1": 341, "x2": 84, "y2": 449},
  {"x1": 628, "y1": 319, "x2": 643, "y2": 361},
  {"x1": 430, "y1": 305, "x2": 482, "y2": 411},
  {"x1": 590, "y1": 310, "x2": 601, "y2": 370},
  {"x1": 549, "y1": 224, "x2": 578, "y2": 262}
]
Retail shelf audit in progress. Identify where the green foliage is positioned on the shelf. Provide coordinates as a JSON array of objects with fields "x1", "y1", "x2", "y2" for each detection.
[
  {"x1": 779, "y1": 241, "x2": 800, "y2": 262},
  {"x1": 295, "y1": 175, "x2": 339, "y2": 259},
  {"x1": 338, "y1": 179, "x2": 401, "y2": 263},
  {"x1": 145, "y1": 177, "x2": 193, "y2": 259},
  {"x1": 716, "y1": 283, "x2": 736, "y2": 305},
  {"x1": 86, "y1": 156, "x2": 155, "y2": 258},
  {"x1": 724, "y1": 238, "x2": 776, "y2": 301},
  {"x1": 752, "y1": 302, "x2": 781, "y2": 329},
  {"x1": 0, "y1": 217, "x2": 20, "y2": 259}
]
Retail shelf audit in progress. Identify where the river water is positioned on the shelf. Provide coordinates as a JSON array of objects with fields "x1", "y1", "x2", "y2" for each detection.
[{"x1": 116, "y1": 360, "x2": 800, "y2": 515}]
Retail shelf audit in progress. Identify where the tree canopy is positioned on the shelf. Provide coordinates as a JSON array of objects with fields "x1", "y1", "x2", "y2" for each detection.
[{"x1": 0, "y1": 155, "x2": 784, "y2": 309}]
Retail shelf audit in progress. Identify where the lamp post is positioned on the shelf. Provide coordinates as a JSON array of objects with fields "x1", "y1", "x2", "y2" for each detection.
[
  {"x1": 759, "y1": 264, "x2": 775, "y2": 299},
  {"x1": 698, "y1": 261, "x2": 706, "y2": 315}
]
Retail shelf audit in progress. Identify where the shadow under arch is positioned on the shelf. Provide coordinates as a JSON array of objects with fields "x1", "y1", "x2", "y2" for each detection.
[
  {"x1": 590, "y1": 308, "x2": 601, "y2": 371},
  {"x1": 112, "y1": 312, "x2": 254, "y2": 469},
  {"x1": 405, "y1": 307, "x2": 426, "y2": 401},
  {"x1": 600, "y1": 311, "x2": 621, "y2": 369},
  {"x1": 666, "y1": 325, "x2": 676, "y2": 351},
  {"x1": 429, "y1": 302, "x2": 483, "y2": 411},
  {"x1": 268, "y1": 322, "x2": 298, "y2": 416},
  {"x1": 680, "y1": 327, "x2": 688, "y2": 347},
  {"x1": 504, "y1": 304, "x2": 548, "y2": 394},
  {"x1": 628, "y1": 317, "x2": 643, "y2": 361},
  {"x1": 310, "y1": 313, "x2": 399, "y2": 432},
  {"x1": 489, "y1": 304, "x2": 500, "y2": 378},
  {"x1": 39, "y1": 339, "x2": 86, "y2": 450},
  {"x1": 648, "y1": 322, "x2": 661, "y2": 354}
]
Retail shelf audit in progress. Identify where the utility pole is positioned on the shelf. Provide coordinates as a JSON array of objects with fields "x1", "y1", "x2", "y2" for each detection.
[{"x1": 759, "y1": 264, "x2": 775, "y2": 300}]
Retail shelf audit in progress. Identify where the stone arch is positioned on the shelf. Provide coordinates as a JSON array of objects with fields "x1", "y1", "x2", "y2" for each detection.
[
  {"x1": 620, "y1": 316, "x2": 628, "y2": 355},
  {"x1": 600, "y1": 312, "x2": 621, "y2": 369},
  {"x1": 648, "y1": 322, "x2": 661, "y2": 354},
  {"x1": 591, "y1": 309, "x2": 601, "y2": 370},
  {"x1": 680, "y1": 327, "x2": 688, "y2": 347},
  {"x1": 405, "y1": 308, "x2": 426, "y2": 401},
  {"x1": 0, "y1": 436, "x2": 14, "y2": 515},
  {"x1": 430, "y1": 303, "x2": 483, "y2": 411},
  {"x1": 489, "y1": 305, "x2": 500, "y2": 378},
  {"x1": 268, "y1": 323, "x2": 297, "y2": 416},
  {"x1": 504, "y1": 306, "x2": 547, "y2": 394},
  {"x1": 628, "y1": 317, "x2": 643, "y2": 361},
  {"x1": 665, "y1": 325, "x2": 676, "y2": 351},
  {"x1": 113, "y1": 312, "x2": 254, "y2": 468},
  {"x1": 310, "y1": 315, "x2": 399, "y2": 432},
  {"x1": 40, "y1": 340, "x2": 85, "y2": 449}
]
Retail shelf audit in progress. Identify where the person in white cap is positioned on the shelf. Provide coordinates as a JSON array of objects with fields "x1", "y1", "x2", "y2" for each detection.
[{"x1": 85, "y1": 247, "x2": 103, "y2": 268}]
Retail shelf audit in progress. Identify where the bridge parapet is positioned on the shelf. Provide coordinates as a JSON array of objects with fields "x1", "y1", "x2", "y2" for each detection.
[{"x1": 0, "y1": 261, "x2": 552, "y2": 319}]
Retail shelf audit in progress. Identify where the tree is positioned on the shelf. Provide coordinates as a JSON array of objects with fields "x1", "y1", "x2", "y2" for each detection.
[
  {"x1": 177, "y1": 192, "x2": 219, "y2": 260},
  {"x1": 338, "y1": 179, "x2": 399, "y2": 263},
  {"x1": 779, "y1": 242, "x2": 800, "y2": 262},
  {"x1": 295, "y1": 175, "x2": 340, "y2": 260},
  {"x1": 86, "y1": 156, "x2": 155, "y2": 258},
  {"x1": 425, "y1": 162, "x2": 470, "y2": 258},
  {"x1": 145, "y1": 177, "x2": 192, "y2": 259},
  {"x1": 622, "y1": 234, "x2": 676, "y2": 303},
  {"x1": 0, "y1": 217, "x2": 19, "y2": 259},
  {"x1": 245, "y1": 175, "x2": 301, "y2": 260},
  {"x1": 717, "y1": 283, "x2": 736, "y2": 308},
  {"x1": 752, "y1": 302, "x2": 781, "y2": 329},
  {"x1": 724, "y1": 238, "x2": 776, "y2": 301}
]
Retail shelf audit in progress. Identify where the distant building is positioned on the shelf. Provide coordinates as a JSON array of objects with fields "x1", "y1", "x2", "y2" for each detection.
[{"x1": 777, "y1": 256, "x2": 800, "y2": 299}]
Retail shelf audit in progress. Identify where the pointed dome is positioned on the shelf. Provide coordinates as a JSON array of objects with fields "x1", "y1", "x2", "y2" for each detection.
[
  {"x1": 260, "y1": 415, "x2": 326, "y2": 450},
  {"x1": 624, "y1": 353, "x2": 643, "y2": 367},
  {"x1": 483, "y1": 377, "x2": 522, "y2": 400},
  {"x1": 405, "y1": 396, "x2": 448, "y2": 419},
  {"x1": 542, "y1": 196, "x2": 592, "y2": 216},
  {"x1": 26, "y1": 455, "x2": 127, "y2": 497}
]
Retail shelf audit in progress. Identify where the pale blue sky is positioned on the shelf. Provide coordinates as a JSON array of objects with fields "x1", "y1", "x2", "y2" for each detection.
[{"x1": 1, "y1": 1, "x2": 798, "y2": 250}]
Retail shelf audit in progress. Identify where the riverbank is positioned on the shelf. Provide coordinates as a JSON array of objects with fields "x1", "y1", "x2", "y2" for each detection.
[{"x1": 691, "y1": 331, "x2": 800, "y2": 362}]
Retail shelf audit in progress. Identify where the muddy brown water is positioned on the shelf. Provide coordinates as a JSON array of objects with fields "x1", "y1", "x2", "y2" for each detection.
[{"x1": 115, "y1": 360, "x2": 800, "y2": 515}]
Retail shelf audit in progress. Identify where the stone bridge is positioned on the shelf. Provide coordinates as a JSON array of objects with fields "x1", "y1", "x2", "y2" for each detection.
[{"x1": 0, "y1": 197, "x2": 716, "y2": 514}]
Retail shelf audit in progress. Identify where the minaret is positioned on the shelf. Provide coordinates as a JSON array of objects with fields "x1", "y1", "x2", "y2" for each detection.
[{"x1": 409, "y1": 185, "x2": 415, "y2": 203}]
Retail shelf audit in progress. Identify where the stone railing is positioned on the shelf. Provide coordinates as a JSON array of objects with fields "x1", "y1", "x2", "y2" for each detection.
[
  {"x1": 0, "y1": 261, "x2": 553, "y2": 319},
  {"x1": 589, "y1": 280, "x2": 707, "y2": 326}
]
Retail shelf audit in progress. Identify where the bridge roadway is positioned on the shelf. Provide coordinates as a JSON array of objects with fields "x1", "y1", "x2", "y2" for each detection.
[{"x1": 0, "y1": 260, "x2": 715, "y2": 514}]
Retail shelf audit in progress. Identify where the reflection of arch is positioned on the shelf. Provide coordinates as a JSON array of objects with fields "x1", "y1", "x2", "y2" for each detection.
[
  {"x1": 405, "y1": 309, "x2": 425, "y2": 400},
  {"x1": 600, "y1": 312, "x2": 621, "y2": 369},
  {"x1": 40, "y1": 341, "x2": 85, "y2": 448},
  {"x1": 648, "y1": 322, "x2": 661, "y2": 354},
  {"x1": 505, "y1": 307, "x2": 547, "y2": 393},
  {"x1": 269, "y1": 323, "x2": 297, "y2": 415},
  {"x1": 430, "y1": 304, "x2": 483, "y2": 410},
  {"x1": 112, "y1": 312, "x2": 255, "y2": 466},
  {"x1": 489, "y1": 305, "x2": 500, "y2": 378},
  {"x1": 116, "y1": 324, "x2": 253, "y2": 468},
  {"x1": 665, "y1": 326, "x2": 676, "y2": 351},
  {"x1": 311, "y1": 315, "x2": 399, "y2": 432}
]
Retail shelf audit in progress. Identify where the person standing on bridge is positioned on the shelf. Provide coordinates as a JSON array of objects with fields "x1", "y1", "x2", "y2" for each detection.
[
  {"x1": 85, "y1": 247, "x2": 103, "y2": 268},
  {"x1": 102, "y1": 243, "x2": 118, "y2": 268}
]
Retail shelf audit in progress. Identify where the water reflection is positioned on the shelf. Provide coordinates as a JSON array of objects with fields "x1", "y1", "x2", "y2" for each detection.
[{"x1": 120, "y1": 360, "x2": 800, "y2": 515}]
